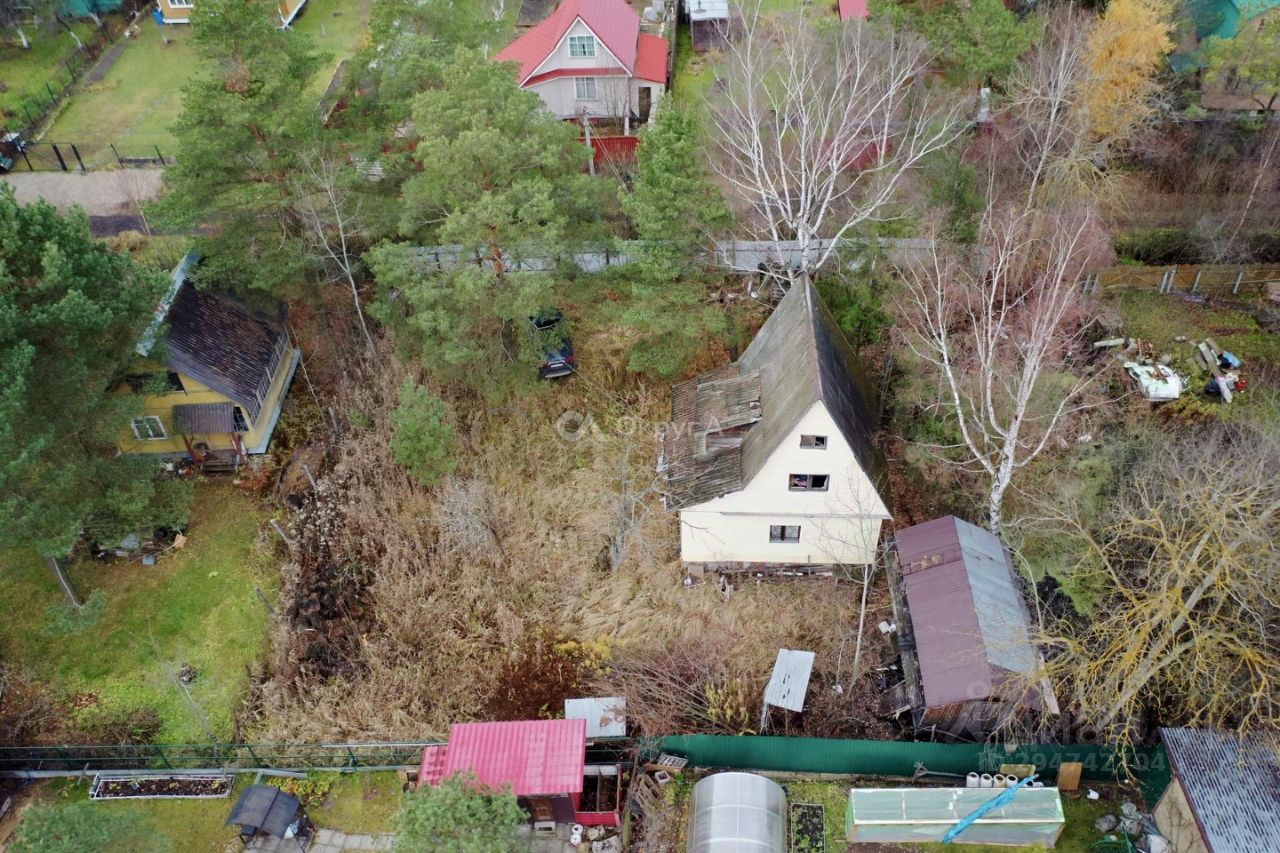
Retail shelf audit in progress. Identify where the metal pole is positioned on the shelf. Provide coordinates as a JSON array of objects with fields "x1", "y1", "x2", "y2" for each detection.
[
  {"x1": 155, "y1": 145, "x2": 165, "y2": 165},
  {"x1": 1190, "y1": 269, "x2": 1202, "y2": 294},
  {"x1": 111, "y1": 143, "x2": 124, "y2": 168},
  {"x1": 51, "y1": 144, "x2": 68, "y2": 172},
  {"x1": 70, "y1": 144, "x2": 86, "y2": 171},
  {"x1": 1232, "y1": 269, "x2": 1244, "y2": 295}
]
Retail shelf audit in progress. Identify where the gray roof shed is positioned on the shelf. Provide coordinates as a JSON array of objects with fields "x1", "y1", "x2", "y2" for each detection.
[
  {"x1": 894, "y1": 516, "x2": 1053, "y2": 712},
  {"x1": 1160, "y1": 727, "x2": 1280, "y2": 852}
]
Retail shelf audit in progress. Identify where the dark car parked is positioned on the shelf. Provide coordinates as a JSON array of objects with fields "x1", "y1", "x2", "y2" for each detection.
[{"x1": 531, "y1": 311, "x2": 575, "y2": 379}]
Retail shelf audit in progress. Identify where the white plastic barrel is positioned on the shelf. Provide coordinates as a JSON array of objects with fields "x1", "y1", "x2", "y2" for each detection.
[
  {"x1": 966, "y1": 773, "x2": 980, "y2": 788},
  {"x1": 979, "y1": 773, "x2": 994, "y2": 788}
]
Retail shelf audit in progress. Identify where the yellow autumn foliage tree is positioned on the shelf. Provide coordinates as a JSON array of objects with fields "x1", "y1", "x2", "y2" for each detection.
[{"x1": 1081, "y1": 0, "x2": 1174, "y2": 141}]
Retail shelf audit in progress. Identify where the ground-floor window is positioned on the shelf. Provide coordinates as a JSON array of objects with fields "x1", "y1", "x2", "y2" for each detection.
[
  {"x1": 575, "y1": 77, "x2": 597, "y2": 100},
  {"x1": 769, "y1": 525, "x2": 801, "y2": 543},
  {"x1": 168, "y1": 0, "x2": 193, "y2": 7},
  {"x1": 131, "y1": 415, "x2": 167, "y2": 440}
]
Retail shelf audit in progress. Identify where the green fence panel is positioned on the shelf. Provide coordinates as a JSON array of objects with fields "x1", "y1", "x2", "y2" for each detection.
[{"x1": 656, "y1": 736, "x2": 1172, "y2": 806}]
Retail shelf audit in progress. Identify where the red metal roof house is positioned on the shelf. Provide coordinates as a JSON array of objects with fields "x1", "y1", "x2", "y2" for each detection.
[
  {"x1": 418, "y1": 719, "x2": 623, "y2": 828},
  {"x1": 494, "y1": 0, "x2": 669, "y2": 134}
]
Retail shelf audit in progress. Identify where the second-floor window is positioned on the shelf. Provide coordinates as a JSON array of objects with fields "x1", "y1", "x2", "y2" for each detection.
[
  {"x1": 800, "y1": 434, "x2": 827, "y2": 449},
  {"x1": 169, "y1": 0, "x2": 193, "y2": 7},
  {"x1": 575, "y1": 77, "x2": 597, "y2": 100},
  {"x1": 569, "y1": 35, "x2": 597, "y2": 58},
  {"x1": 789, "y1": 474, "x2": 829, "y2": 491},
  {"x1": 770, "y1": 525, "x2": 801, "y2": 543}
]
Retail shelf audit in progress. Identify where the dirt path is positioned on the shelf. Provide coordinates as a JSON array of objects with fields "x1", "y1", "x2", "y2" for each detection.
[{"x1": 1, "y1": 168, "x2": 164, "y2": 235}]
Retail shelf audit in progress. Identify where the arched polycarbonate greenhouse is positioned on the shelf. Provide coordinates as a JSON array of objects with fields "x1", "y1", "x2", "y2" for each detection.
[{"x1": 687, "y1": 772, "x2": 787, "y2": 853}]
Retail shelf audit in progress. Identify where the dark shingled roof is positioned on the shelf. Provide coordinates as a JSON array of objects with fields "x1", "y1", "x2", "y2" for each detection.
[
  {"x1": 1161, "y1": 728, "x2": 1280, "y2": 852},
  {"x1": 662, "y1": 277, "x2": 881, "y2": 510},
  {"x1": 895, "y1": 516, "x2": 1056, "y2": 713},
  {"x1": 163, "y1": 283, "x2": 287, "y2": 422},
  {"x1": 172, "y1": 402, "x2": 238, "y2": 435},
  {"x1": 225, "y1": 784, "x2": 302, "y2": 837}
]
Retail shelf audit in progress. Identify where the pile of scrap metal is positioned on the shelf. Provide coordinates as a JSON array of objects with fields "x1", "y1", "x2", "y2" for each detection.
[
  {"x1": 1195, "y1": 338, "x2": 1246, "y2": 402},
  {"x1": 1094, "y1": 337, "x2": 1187, "y2": 402}
]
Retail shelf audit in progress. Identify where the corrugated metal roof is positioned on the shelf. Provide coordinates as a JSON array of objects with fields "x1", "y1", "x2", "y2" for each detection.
[
  {"x1": 496, "y1": 0, "x2": 641, "y2": 83},
  {"x1": 635, "y1": 33, "x2": 669, "y2": 84},
  {"x1": 1160, "y1": 727, "x2": 1280, "y2": 852},
  {"x1": 565, "y1": 697, "x2": 626, "y2": 738},
  {"x1": 895, "y1": 516, "x2": 1049, "y2": 711},
  {"x1": 172, "y1": 402, "x2": 238, "y2": 435},
  {"x1": 763, "y1": 649, "x2": 814, "y2": 713},
  {"x1": 437, "y1": 719, "x2": 586, "y2": 797}
]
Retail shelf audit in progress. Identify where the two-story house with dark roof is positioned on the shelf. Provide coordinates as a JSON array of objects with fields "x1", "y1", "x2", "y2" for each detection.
[{"x1": 660, "y1": 278, "x2": 890, "y2": 574}]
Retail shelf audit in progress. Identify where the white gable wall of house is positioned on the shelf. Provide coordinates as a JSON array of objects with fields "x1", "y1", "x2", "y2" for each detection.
[
  {"x1": 679, "y1": 402, "x2": 889, "y2": 566},
  {"x1": 527, "y1": 75, "x2": 634, "y2": 120},
  {"x1": 526, "y1": 19, "x2": 628, "y2": 81}
]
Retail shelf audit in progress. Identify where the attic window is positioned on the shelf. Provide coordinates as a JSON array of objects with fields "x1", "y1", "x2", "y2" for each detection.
[
  {"x1": 232, "y1": 407, "x2": 250, "y2": 433},
  {"x1": 569, "y1": 35, "x2": 597, "y2": 58},
  {"x1": 789, "y1": 474, "x2": 829, "y2": 491},
  {"x1": 800, "y1": 434, "x2": 827, "y2": 449}
]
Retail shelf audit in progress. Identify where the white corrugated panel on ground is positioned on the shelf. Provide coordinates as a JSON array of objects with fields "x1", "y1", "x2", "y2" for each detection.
[
  {"x1": 847, "y1": 786, "x2": 1065, "y2": 847},
  {"x1": 687, "y1": 772, "x2": 786, "y2": 853}
]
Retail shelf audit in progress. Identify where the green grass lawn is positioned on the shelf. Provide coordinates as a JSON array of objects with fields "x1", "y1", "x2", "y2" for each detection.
[
  {"x1": 43, "y1": 19, "x2": 195, "y2": 164},
  {"x1": 43, "y1": 0, "x2": 371, "y2": 166},
  {"x1": 0, "y1": 23, "x2": 97, "y2": 123},
  {"x1": 291, "y1": 0, "x2": 373, "y2": 99},
  {"x1": 20, "y1": 772, "x2": 403, "y2": 852},
  {"x1": 0, "y1": 483, "x2": 274, "y2": 743},
  {"x1": 1105, "y1": 288, "x2": 1280, "y2": 415},
  {"x1": 308, "y1": 771, "x2": 406, "y2": 832}
]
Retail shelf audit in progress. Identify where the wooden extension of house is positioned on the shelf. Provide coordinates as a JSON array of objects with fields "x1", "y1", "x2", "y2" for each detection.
[
  {"x1": 659, "y1": 277, "x2": 890, "y2": 574},
  {"x1": 882, "y1": 516, "x2": 1059, "y2": 740},
  {"x1": 116, "y1": 254, "x2": 300, "y2": 469},
  {"x1": 154, "y1": 0, "x2": 308, "y2": 27}
]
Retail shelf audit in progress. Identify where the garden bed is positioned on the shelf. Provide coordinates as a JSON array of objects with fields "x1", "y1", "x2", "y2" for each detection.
[
  {"x1": 790, "y1": 802, "x2": 826, "y2": 853},
  {"x1": 89, "y1": 774, "x2": 232, "y2": 800}
]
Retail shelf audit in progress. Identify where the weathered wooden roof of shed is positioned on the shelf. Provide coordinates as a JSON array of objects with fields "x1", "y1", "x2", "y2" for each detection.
[{"x1": 162, "y1": 281, "x2": 286, "y2": 422}]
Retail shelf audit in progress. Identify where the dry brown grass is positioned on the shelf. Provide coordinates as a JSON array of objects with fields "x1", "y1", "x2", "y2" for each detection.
[{"x1": 248, "y1": 340, "x2": 890, "y2": 741}]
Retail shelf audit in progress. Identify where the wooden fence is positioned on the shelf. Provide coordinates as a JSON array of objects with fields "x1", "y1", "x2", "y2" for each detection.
[{"x1": 1083, "y1": 264, "x2": 1280, "y2": 301}]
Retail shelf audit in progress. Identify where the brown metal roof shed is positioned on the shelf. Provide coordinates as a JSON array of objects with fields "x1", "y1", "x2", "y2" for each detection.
[{"x1": 894, "y1": 516, "x2": 1055, "y2": 723}]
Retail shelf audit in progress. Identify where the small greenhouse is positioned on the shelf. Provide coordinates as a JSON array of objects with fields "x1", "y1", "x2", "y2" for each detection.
[
  {"x1": 847, "y1": 786, "x2": 1065, "y2": 848},
  {"x1": 687, "y1": 772, "x2": 787, "y2": 853}
]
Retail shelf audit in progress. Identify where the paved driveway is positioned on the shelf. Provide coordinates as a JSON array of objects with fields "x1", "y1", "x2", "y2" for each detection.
[{"x1": 1, "y1": 168, "x2": 165, "y2": 236}]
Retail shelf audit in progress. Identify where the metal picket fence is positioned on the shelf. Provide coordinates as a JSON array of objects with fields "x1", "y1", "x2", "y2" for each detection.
[{"x1": 0, "y1": 740, "x2": 443, "y2": 775}]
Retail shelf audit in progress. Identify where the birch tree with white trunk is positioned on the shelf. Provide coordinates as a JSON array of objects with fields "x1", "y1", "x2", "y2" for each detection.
[
  {"x1": 706, "y1": 5, "x2": 963, "y2": 281},
  {"x1": 896, "y1": 204, "x2": 1109, "y2": 533},
  {"x1": 290, "y1": 144, "x2": 376, "y2": 350}
]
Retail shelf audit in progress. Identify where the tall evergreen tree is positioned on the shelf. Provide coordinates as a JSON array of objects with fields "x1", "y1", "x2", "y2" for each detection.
[
  {"x1": 371, "y1": 50, "x2": 600, "y2": 388},
  {"x1": 618, "y1": 104, "x2": 730, "y2": 378},
  {"x1": 0, "y1": 187, "x2": 191, "y2": 603},
  {"x1": 153, "y1": 0, "x2": 326, "y2": 297}
]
